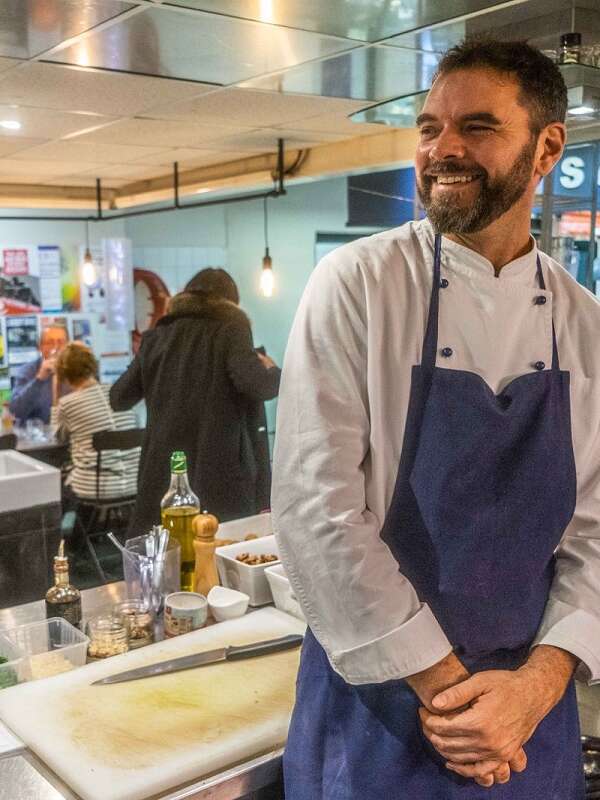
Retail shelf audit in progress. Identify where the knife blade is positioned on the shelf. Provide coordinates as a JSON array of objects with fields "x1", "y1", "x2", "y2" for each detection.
[{"x1": 92, "y1": 633, "x2": 304, "y2": 685}]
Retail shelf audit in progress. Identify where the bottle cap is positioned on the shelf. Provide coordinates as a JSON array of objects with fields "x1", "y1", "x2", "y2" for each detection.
[
  {"x1": 561, "y1": 32, "x2": 581, "y2": 46},
  {"x1": 54, "y1": 539, "x2": 69, "y2": 572},
  {"x1": 170, "y1": 451, "x2": 187, "y2": 474}
]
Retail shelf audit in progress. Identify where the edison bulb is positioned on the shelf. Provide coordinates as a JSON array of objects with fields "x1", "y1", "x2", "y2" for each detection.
[
  {"x1": 260, "y1": 267, "x2": 275, "y2": 298},
  {"x1": 82, "y1": 259, "x2": 97, "y2": 287}
]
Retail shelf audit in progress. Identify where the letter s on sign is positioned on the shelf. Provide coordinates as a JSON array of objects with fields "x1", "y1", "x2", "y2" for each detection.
[{"x1": 560, "y1": 156, "x2": 585, "y2": 190}]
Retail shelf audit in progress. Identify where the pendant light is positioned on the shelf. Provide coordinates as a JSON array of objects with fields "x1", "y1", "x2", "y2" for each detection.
[
  {"x1": 260, "y1": 196, "x2": 275, "y2": 297},
  {"x1": 82, "y1": 218, "x2": 96, "y2": 287}
]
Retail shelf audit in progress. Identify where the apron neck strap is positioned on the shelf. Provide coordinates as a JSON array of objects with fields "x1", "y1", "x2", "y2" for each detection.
[{"x1": 422, "y1": 236, "x2": 560, "y2": 372}]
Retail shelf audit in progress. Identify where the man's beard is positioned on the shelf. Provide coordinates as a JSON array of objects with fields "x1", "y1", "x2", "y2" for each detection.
[{"x1": 417, "y1": 138, "x2": 537, "y2": 235}]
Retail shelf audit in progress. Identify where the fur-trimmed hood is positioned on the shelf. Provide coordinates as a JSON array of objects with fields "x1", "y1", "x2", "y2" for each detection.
[{"x1": 158, "y1": 291, "x2": 250, "y2": 326}]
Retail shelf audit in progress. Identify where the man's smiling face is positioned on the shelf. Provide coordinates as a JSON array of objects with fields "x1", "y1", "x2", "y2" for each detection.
[{"x1": 415, "y1": 66, "x2": 540, "y2": 234}]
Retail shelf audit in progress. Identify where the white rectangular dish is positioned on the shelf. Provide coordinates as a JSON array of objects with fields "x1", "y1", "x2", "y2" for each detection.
[
  {"x1": 265, "y1": 564, "x2": 305, "y2": 622},
  {"x1": 216, "y1": 512, "x2": 272, "y2": 542},
  {"x1": 215, "y1": 535, "x2": 280, "y2": 606}
]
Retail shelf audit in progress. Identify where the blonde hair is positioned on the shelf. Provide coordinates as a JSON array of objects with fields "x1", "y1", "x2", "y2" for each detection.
[{"x1": 56, "y1": 343, "x2": 98, "y2": 385}]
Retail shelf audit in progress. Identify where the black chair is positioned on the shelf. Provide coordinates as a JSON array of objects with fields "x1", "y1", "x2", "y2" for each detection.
[
  {"x1": 75, "y1": 428, "x2": 144, "y2": 583},
  {"x1": 0, "y1": 433, "x2": 17, "y2": 450}
]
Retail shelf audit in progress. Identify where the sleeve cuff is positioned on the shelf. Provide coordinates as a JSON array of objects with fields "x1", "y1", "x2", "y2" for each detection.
[
  {"x1": 328, "y1": 603, "x2": 452, "y2": 685},
  {"x1": 533, "y1": 600, "x2": 600, "y2": 685}
]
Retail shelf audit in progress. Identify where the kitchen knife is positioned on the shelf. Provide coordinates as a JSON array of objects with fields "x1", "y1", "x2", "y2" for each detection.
[{"x1": 92, "y1": 633, "x2": 304, "y2": 685}]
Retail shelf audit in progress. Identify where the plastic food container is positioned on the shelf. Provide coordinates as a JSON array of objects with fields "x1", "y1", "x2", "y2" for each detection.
[
  {"x1": 0, "y1": 633, "x2": 21, "y2": 690},
  {"x1": 264, "y1": 564, "x2": 305, "y2": 621},
  {"x1": 215, "y1": 535, "x2": 280, "y2": 606},
  {"x1": 0, "y1": 618, "x2": 89, "y2": 684},
  {"x1": 216, "y1": 512, "x2": 272, "y2": 543}
]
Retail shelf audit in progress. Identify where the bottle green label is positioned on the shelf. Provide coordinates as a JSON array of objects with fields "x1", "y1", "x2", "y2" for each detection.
[{"x1": 171, "y1": 451, "x2": 187, "y2": 474}]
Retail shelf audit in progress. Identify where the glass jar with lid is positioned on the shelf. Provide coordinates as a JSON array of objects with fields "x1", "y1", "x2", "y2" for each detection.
[
  {"x1": 112, "y1": 601, "x2": 154, "y2": 649},
  {"x1": 87, "y1": 615, "x2": 129, "y2": 659}
]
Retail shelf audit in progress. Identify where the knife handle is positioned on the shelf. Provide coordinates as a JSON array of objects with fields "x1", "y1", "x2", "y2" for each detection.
[{"x1": 226, "y1": 634, "x2": 304, "y2": 661}]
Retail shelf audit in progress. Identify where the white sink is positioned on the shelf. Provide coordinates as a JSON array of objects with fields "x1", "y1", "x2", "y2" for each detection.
[{"x1": 0, "y1": 451, "x2": 60, "y2": 513}]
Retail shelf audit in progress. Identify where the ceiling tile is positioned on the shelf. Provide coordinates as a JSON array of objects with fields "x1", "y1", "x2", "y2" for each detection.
[
  {"x1": 241, "y1": 44, "x2": 440, "y2": 103},
  {"x1": 204, "y1": 128, "x2": 346, "y2": 153},
  {"x1": 10, "y1": 140, "x2": 172, "y2": 164},
  {"x1": 0, "y1": 62, "x2": 213, "y2": 116},
  {"x1": 387, "y1": 0, "x2": 578, "y2": 53},
  {"x1": 0, "y1": 0, "x2": 135, "y2": 59},
  {"x1": 0, "y1": 136, "x2": 48, "y2": 157},
  {"x1": 45, "y1": 175, "x2": 131, "y2": 189},
  {"x1": 0, "y1": 104, "x2": 117, "y2": 139},
  {"x1": 162, "y1": 0, "x2": 509, "y2": 43},
  {"x1": 278, "y1": 111, "x2": 389, "y2": 137},
  {"x1": 75, "y1": 163, "x2": 173, "y2": 180},
  {"x1": 0, "y1": 157, "x2": 103, "y2": 182},
  {"x1": 44, "y1": 5, "x2": 360, "y2": 85},
  {"x1": 141, "y1": 87, "x2": 366, "y2": 127},
  {"x1": 0, "y1": 56, "x2": 21, "y2": 74},
  {"x1": 130, "y1": 147, "x2": 258, "y2": 167},
  {"x1": 74, "y1": 117, "x2": 257, "y2": 148}
]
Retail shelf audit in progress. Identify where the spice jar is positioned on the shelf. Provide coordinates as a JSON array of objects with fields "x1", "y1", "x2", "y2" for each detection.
[
  {"x1": 113, "y1": 601, "x2": 154, "y2": 649},
  {"x1": 87, "y1": 615, "x2": 129, "y2": 659}
]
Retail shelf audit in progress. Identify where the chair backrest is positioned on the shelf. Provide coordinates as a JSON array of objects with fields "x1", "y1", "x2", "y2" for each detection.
[
  {"x1": 92, "y1": 428, "x2": 145, "y2": 500},
  {"x1": 0, "y1": 433, "x2": 17, "y2": 451}
]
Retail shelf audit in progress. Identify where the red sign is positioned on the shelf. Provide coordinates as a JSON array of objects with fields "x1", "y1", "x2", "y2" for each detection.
[{"x1": 3, "y1": 248, "x2": 29, "y2": 276}]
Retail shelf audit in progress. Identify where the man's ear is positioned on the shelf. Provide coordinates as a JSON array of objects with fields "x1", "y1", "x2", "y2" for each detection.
[{"x1": 536, "y1": 123, "x2": 566, "y2": 178}]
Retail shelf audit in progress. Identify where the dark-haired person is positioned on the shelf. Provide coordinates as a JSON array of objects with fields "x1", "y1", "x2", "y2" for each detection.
[
  {"x1": 51, "y1": 343, "x2": 139, "y2": 504},
  {"x1": 10, "y1": 324, "x2": 69, "y2": 425},
  {"x1": 273, "y1": 40, "x2": 598, "y2": 798},
  {"x1": 110, "y1": 267, "x2": 281, "y2": 533}
]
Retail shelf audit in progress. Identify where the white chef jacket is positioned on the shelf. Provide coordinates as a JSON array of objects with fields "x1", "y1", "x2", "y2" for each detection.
[{"x1": 272, "y1": 217, "x2": 600, "y2": 686}]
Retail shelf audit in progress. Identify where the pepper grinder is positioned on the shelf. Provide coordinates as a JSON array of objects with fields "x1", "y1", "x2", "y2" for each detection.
[{"x1": 193, "y1": 512, "x2": 220, "y2": 596}]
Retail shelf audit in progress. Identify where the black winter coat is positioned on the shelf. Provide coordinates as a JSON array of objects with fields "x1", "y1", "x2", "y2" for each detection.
[{"x1": 110, "y1": 293, "x2": 281, "y2": 534}]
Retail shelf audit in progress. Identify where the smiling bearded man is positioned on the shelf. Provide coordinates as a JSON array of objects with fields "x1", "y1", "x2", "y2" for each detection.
[{"x1": 273, "y1": 38, "x2": 600, "y2": 800}]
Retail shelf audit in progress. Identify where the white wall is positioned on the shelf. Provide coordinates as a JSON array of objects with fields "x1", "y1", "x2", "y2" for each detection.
[{"x1": 0, "y1": 214, "x2": 126, "y2": 249}]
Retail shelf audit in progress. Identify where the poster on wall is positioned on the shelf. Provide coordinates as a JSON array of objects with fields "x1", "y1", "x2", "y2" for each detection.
[
  {"x1": 71, "y1": 317, "x2": 92, "y2": 347},
  {"x1": 37, "y1": 246, "x2": 62, "y2": 312},
  {"x1": 5, "y1": 315, "x2": 39, "y2": 366},
  {"x1": 0, "y1": 245, "x2": 41, "y2": 314}
]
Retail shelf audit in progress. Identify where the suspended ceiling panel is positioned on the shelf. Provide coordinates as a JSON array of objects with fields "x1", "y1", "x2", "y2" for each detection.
[
  {"x1": 163, "y1": 0, "x2": 512, "y2": 43},
  {"x1": 0, "y1": 158, "x2": 103, "y2": 182},
  {"x1": 9, "y1": 140, "x2": 172, "y2": 164},
  {"x1": 241, "y1": 44, "x2": 440, "y2": 102},
  {"x1": 389, "y1": 0, "x2": 600, "y2": 53},
  {"x1": 140, "y1": 87, "x2": 365, "y2": 128},
  {"x1": 45, "y1": 5, "x2": 360, "y2": 85},
  {"x1": 0, "y1": 136, "x2": 47, "y2": 158},
  {"x1": 0, "y1": 104, "x2": 116, "y2": 139},
  {"x1": 74, "y1": 117, "x2": 260, "y2": 148},
  {"x1": 128, "y1": 147, "x2": 264, "y2": 167},
  {"x1": 0, "y1": 0, "x2": 134, "y2": 59},
  {"x1": 0, "y1": 62, "x2": 212, "y2": 116},
  {"x1": 0, "y1": 56, "x2": 20, "y2": 74}
]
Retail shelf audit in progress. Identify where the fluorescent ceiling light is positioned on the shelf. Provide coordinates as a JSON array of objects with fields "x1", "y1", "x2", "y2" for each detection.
[
  {"x1": 0, "y1": 120, "x2": 21, "y2": 130},
  {"x1": 568, "y1": 105, "x2": 596, "y2": 116}
]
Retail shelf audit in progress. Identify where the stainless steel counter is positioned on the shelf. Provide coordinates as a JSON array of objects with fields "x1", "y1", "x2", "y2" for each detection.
[{"x1": 0, "y1": 583, "x2": 283, "y2": 800}]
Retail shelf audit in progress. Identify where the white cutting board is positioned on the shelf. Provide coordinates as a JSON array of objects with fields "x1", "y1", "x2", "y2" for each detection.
[{"x1": 0, "y1": 608, "x2": 305, "y2": 800}]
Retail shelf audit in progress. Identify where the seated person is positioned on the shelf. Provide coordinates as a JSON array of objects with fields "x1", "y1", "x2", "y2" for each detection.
[
  {"x1": 10, "y1": 324, "x2": 69, "y2": 425},
  {"x1": 51, "y1": 343, "x2": 141, "y2": 505}
]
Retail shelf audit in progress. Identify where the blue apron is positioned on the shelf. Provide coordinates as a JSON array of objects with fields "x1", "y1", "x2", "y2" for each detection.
[{"x1": 284, "y1": 234, "x2": 584, "y2": 799}]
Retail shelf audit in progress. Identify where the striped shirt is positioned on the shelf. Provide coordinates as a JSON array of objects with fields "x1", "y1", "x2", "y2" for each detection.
[{"x1": 51, "y1": 383, "x2": 140, "y2": 500}]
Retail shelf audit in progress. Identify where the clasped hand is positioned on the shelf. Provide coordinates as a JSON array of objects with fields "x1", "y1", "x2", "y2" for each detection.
[{"x1": 419, "y1": 668, "x2": 551, "y2": 787}]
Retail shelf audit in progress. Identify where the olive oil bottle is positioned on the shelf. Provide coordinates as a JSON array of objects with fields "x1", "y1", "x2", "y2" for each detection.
[
  {"x1": 160, "y1": 451, "x2": 200, "y2": 591},
  {"x1": 45, "y1": 540, "x2": 82, "y2": 629}
]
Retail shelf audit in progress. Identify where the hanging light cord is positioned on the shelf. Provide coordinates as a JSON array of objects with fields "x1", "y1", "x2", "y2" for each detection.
[
  {"x1": 263, "y1": 196, "x2": 269, "y2": 253},
  {"x1": 85, "y1": 218, "x2": 90, "y2": 251}
]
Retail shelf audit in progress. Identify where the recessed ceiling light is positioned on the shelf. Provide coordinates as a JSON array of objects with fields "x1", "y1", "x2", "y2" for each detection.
[
  {"x1": 0, "y1": 120, "x2": 21, "y2": 130},
  {"x1": 568, "y1": 105, "x2": 596, "y2": 116}
]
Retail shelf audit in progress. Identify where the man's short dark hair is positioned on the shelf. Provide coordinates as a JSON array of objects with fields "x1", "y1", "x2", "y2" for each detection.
[{"x1": 434, "y1": 39, "x2": 567, "y2": 134}]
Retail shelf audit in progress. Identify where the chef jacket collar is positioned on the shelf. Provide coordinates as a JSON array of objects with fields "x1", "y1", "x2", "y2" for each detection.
[{"x1": 416, "y1": 218, "x2": 539, "y2": 284}]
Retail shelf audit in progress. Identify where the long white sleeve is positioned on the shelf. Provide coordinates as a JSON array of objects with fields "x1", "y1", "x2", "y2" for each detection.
[{"x1": 272, "y1": 251, "x2": 452, "y2": 685}]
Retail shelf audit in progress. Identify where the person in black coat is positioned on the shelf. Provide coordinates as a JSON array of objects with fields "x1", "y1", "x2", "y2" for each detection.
[{"x1": 110, "y1": 268, "x2": 281, "y2": 534}]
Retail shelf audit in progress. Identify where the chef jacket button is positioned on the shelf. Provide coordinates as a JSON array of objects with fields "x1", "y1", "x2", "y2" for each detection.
[
  {"x1": 441, "y1": 347, "x2": 453, "y2": 358},
  {"x1": 534, "y1": 295, "x2": 547, "y2": 305},
  {"x1": 534, "y1": 361, "x2": 545, "y2": 371},
  {"x1": 440, "y1": 278, "x2": 449, "y2": 288}
]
